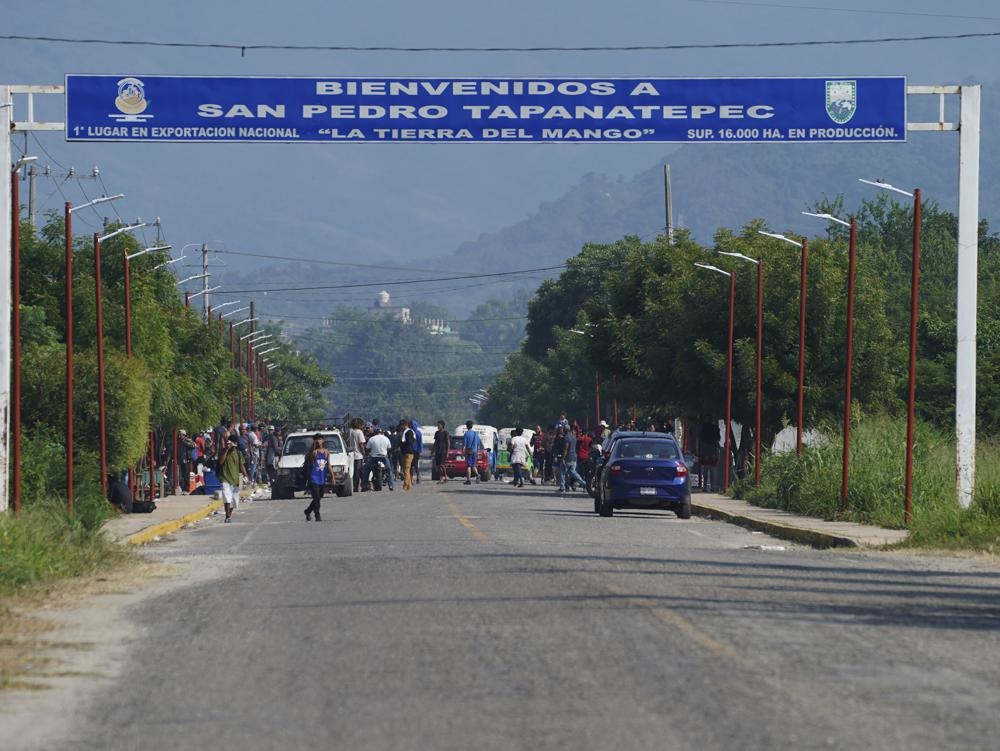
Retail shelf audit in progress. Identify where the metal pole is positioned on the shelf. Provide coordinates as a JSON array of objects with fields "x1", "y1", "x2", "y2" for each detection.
[
  {"x1": 594, "y1": 370, "x2": 601, "y2": 426},
  {"x1": 723, "y1": 271, "x2": 735, "y2": 491},
  {"x1": 123, "y1": 254, "x2": 132, "y2": 357},
  {"x1": 172, "y1": 428, "x2": 178, "y2": 494},
  {"x1": 956, "y1": 85, "x2": 981, "y2": 509},
  {"x1": 65, "y1": 202, "x2": 73, "y2": 511},
  {"x1": 27, "y1": 164, "x2": 36, "y2": 229},
  {"x1": 904, "y1": 190, "x2": 922, "y2": 526},
  {"x1": 664, "y1": 164, "x2": 675, "y2": 245},
  {"x1": 797, "y1": 239, "x2": 808, "y2": 456},
  {"x1": 11, "y1": 167, "x2": 21, "y2": 513},
  {"x1": 94, "y1": 234, "x2": 108, "y2": 495},
  {"x1": 754, "y1": 260, "x2": 763, "y2": 487},
  {"x1": 148, "y1": 430, "x2": 155, "y2": 501},
  {"x1": 230, "y1": 323, "x2": 235, "y2": 421},
  {"x1": 840, "y1": 218, "x2": 858, "y2": 510},
  {"x1": 248, "y1": 341, "x2": 255, "y2": 422},
  {"x1": 201, "y1": 243, "x2": 209, "y2": 321},
  {"x1": 0, "y1": 85, "x2": 11, "y2": 513}
]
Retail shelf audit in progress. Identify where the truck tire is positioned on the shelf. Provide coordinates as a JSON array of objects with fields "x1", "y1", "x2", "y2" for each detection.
[{"x1": 337, "y1": 481, "x2": 353, "y2": 498}]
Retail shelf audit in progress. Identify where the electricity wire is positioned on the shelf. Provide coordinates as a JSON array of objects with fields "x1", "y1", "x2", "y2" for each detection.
[
  {"x1": 687, "y1": 0, "x2": 1000, "y2": 22},
  {"x1": 2, "y1": 30, "x2": 999, "y2": 52}
]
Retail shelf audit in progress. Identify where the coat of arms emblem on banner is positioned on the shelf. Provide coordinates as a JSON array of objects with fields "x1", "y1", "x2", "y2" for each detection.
[{"x1": 825, "y1": 80, "x2": 858, "y2": 124}]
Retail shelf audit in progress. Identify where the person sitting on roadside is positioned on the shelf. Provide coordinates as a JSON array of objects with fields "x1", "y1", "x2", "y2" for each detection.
[{"x1": 107, "y1": 473, "x2": 133, "y2": 513}]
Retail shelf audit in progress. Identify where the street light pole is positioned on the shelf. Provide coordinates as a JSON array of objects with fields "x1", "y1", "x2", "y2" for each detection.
[
  {"x1": 861, "y1": 179, "x2": 922, "y2": 525},
  {"x1": 718, "y1": 250, "x2": 763, "y2": 486},
  {"x1": 759, "y1": 231, "x2": 807, "y2": 456},
  {"x1": 695, "y1": 262, "x2": 736, "y2": 491},
  {"x1": 803, "y1": 211, "x2": 857, "y2": 511}
]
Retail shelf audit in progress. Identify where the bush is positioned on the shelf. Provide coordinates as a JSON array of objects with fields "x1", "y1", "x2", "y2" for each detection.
[{"x1": 732, "y1": 415, "x2": 1000, "y2": 551}]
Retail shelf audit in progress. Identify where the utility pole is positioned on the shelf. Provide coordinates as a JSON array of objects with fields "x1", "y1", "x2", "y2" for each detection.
[
  {"x1": 664, "y1": 163, "x2": 675, "y2": 245},
  {"x1": 201, "y1": 243, "x2": 209, "y2": 322},
  {"x1": 27, "y1": 164, "x2": 36, "y2": 229}
]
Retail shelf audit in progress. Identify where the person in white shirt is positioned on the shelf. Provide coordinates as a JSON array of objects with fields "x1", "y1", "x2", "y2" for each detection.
[
  {"x1": 347, "y1": 418, "x2": 367, "y2": 492},
  {"x1": 361, "y1": 428, "x2": 394, "y2": 491},
  {"x1": 509, "y1": 427, "x2": 531, "y2": 488}
]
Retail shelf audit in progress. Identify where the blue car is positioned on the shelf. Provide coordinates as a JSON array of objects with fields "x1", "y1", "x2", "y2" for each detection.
[{"x1": 596, "y1": 435, "x2": 691, "y2": 519}]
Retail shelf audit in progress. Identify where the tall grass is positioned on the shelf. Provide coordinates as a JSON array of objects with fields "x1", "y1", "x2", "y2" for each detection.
[
  {"x1": 732, "y1": 415, "x2": 1000, "y2": 551},
  {"x1": 2, "y1": 433, "x2": 128, "y2": 598}
]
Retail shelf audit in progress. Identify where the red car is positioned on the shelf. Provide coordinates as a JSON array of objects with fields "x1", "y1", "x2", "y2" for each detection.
[{"x1": 442, "y1": 435, "x2": 490, "y2": 480}]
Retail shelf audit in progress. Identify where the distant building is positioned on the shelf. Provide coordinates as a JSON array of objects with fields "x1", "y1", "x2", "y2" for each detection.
[{"x1": 371, "y1": 290, "x2": 411, "y2": 324}]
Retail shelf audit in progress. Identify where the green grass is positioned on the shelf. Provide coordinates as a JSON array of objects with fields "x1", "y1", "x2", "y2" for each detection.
[
  {"x1": 0, "y1": 493, "x2": 129, "y2": 599},
  {"x1": 731, "y1": 415, "x2": 1000, "y2": 552}
]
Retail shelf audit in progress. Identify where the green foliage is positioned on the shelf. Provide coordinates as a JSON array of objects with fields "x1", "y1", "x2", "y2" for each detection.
[
  {"x1": 731, "y1": 416, "x2": 1000, "y2": 552},
  {"x1": 0, "y1": 496, "x2": 127, "y2": 597}
]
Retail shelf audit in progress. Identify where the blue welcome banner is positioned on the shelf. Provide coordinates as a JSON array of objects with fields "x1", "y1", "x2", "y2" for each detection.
[{"x1": 65, "y1": 75, "x2": 907, "y2": 144}]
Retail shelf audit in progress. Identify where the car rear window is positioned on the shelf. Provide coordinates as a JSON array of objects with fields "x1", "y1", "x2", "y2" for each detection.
[
  {"x1": 283, "y1": 434, "x2": 344, "y2": 455},
  {"x1": 616, "y1": 439, "x2": 681, "y2": 460},
  {"x1": 450, "y1": 436, "x2": 466, "y2": 450}
]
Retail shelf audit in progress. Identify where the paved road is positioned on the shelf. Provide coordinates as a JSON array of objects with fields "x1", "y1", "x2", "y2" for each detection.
[{"x1": 55, "y1": 481, "x2": 1000, "y2": 750}]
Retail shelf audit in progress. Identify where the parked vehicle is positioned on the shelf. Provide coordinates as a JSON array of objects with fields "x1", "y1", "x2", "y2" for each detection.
[
  {"x1": 443, "y1": 434, "x2": 490, "y2": 480},
  {"x1": 595, "y1": 434, "x2": 691, "y2": 519},
  {"x1": 273, "y1": 430, "x2": 353, "y2": 499}
]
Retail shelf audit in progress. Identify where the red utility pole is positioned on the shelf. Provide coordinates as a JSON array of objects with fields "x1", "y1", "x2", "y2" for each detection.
[
  {"x1": 796, "y1": 239, "x2": 808, "y2": 456},
  {"x1": 172, "y1": 429, "x2": 178, "y2": 494},
  {"x1": 594, "y1": 371, "x2": 601, "y2": 427},
  {"x1": 248, "y1": 340, "x2": 254, "y2": 422},
  {"x1": 64, "y1": 202, "x2": 74, "y2": 511},
  {"x1": 93, "y1": 233, "x2": 108, "y2": 495},
  {"x1": 148, "y1": 430, "x2": 156, "y2": 501},
  {"x1": 723, "y1": 271, "x2": 735, "y2": 491},
  {"x1": 904, "y1": 190, "x2": 922, "y2": 526},
  {"x1": 11, "y1": 169, "x2": 21, "y2": 513},
  {"x1": 184, "y1": 290, "x2": 190, "y2": 308},
  {"x1": 754, "y1": 259, "x2": 764, "y2": 487},
  {"x1": 229, "y1": 323, "x2": 235, "y2": 421},
  {"x1": 123, "y1": 253, "x2": 132, "y2": 357},
  {"x1": 840, "y1": 218, "x2": 858, "y2": 511}
]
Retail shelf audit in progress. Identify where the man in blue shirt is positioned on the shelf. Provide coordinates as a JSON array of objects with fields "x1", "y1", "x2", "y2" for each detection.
[{"x1": 463, "y1": 421, "x2": 482, "y2": 486}]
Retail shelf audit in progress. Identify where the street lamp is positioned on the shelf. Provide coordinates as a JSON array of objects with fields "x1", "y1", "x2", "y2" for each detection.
[
  {"x1": 212, "y1": 300, "x2": 241, "y2": 311},
  {"x1": 861, "y1": 178, "x2": 921, "y2": 525},
  {"x1": 152, "y1": 254, "x2": 185, "y2": 271},
  {"x1": 717, "y1": 250, "x2": 763, "y2": 487},
  {"x1": 62, "y1": 193, "x2": 123, "y2": 510},
  {"x1": 568, "y1": 327, "x2": 602, "y2": 427},
  {"x1": 695, "y1": 262, "x2": 736, "y2": 492},
  {"x1": 220, "y1": 306, "x2": 250, "y2": 320},
  {"x1": 803, "y1": 210, "x2": 858, "y2": 512},
  {"x1": 256, "y1": 346, "x2": 279, "y2": 356},
  {"x1": 758, "y1": 230, "x2": 808, "y2": 456},
  {"x1": 10, "y1": 156, "x2": 37, "y2": 513},
  {"x1": 240, "y1": 330, "x2": 272, "y2": 343},
  {"x1": 94, "y1": 221, "x2": 145, "y2": 494},
  {"x1": 123, "y1": 244, "x2": 171, "y2": 357},
  {"x1": 188, "y1": 285, "x2": 221, "y2": 300}
]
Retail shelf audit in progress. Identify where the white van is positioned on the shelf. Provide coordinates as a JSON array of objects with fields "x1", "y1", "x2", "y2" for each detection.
[{"x1": 273, "y1": 430, "x2": 353, "y2": 499}]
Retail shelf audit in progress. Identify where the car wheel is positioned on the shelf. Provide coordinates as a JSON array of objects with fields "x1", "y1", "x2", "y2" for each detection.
[
  {"x1": 593, "y1": 486, "x2": 601, "y2": 514},
  {"x1": 337, "y1": 481, "x2": 353, "y2": 498},
  {"x1": 675, "y1": 499, "x2": 692, "y2": 520},
  {"x1": 599, "y1": 488, "x2": 614, "y2": 517}
]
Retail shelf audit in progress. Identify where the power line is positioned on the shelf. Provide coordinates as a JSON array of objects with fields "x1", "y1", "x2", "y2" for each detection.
[
  {"x1": 688, "y1": 0, "x2": 1000, "y2": 22},
  {"x1": 211, "y1": 249, "x2": 463, "y2": 276},
  {"x1": 267, "y1": 313, "x2": 527, "y2": 322},
  {"x1": 2, "y1": 30, "x2": 999, "y2": 53},
  {"x1": 222, "y1": 264, "x2": 565, "y2": 294}
]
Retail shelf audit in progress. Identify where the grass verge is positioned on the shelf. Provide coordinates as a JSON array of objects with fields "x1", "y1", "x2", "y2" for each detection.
[{"x1": 731, "y1": 415, "x2": 1000, "y2": 553}]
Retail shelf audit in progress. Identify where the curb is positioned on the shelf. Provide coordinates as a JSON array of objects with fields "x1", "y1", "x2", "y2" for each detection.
[
  {"x1": 690, "y1": 500, "x2": 862, "y2": 549},
  {"x1": 125, "y1": 500, "x2": 224, "y2": 546}
]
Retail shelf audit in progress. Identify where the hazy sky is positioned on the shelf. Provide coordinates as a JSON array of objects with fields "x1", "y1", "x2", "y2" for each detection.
[{"x1": 4, "y1": 0, "x2": 998, "y2": 278}]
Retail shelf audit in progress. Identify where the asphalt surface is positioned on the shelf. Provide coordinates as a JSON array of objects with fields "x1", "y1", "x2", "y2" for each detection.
[{"x1": 51, "y1": 480, "x2": 1000, "y2": 750}]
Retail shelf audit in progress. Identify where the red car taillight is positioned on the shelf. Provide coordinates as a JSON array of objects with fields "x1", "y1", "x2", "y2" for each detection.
[
  {"x1": 676, "y1": 463, "x2": 688, "y2": 477},
  {"x1": 609, "y1": 464, "x2": 622, "y2": 475}
]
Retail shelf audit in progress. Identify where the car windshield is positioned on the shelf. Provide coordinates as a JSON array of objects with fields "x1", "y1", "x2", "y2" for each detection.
[
  {"x1": 616, "y1": 439, "x2": 681, "y2": 460},
  {"x1": 283, "y1": 434, "x2": 344, "y2": 455}
]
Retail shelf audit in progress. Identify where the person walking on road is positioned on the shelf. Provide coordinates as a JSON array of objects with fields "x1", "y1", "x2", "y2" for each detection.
[
  {"x1": 559, "y1": 427, "x2": 587, "y2": 494},
  {"x1": 509, "y1": 427, "x2": 530, "y2": 488},
  {"x1": 303, "y1": 433, "x2": 334, "y2": 521},
  {"x1": 400, "y1": 420, "x2": 417, "y2": 491},
  {"x1": 433, "y1": 420, "x2": 450, "y2": 483},
  {"x1": 347, "y1": 418, "x2": 366, "y2": 493},
  {"x1": 218, "y1": 434, "x2": 248, "y2": 523},
  {"x1": 463, "y1": 421, "x2": 482, "y2": 485}
]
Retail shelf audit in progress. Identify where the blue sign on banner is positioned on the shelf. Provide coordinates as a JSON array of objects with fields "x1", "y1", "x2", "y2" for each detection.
[{"x1": 65, "y1": 75, "x2": 907, "y2": 144}]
